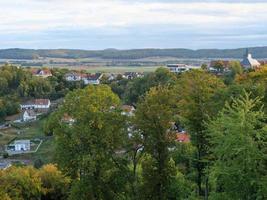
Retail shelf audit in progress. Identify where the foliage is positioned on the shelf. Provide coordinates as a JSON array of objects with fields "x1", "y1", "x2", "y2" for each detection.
[
  {"x1": 174, "y1": 70, "x2": 225, "y2": 195},
  {"x1": 135, "y1": 85, "x2": 180, "y2": 199},
  {"x1": 54, "y1": 85, "x2": 130, "y2": 199},
  {"x1": 207, "y1": 93, "x2": 267, "y2": 200},
  {"x1": 0, "y1": 166, "x2": 42, "y2": 200},
  {"x1": 124, "y1": 68, "x2": 176, "y2": 104},
  {"x1": 39, "y1": 164, "x2": 71, "y2": 200}
]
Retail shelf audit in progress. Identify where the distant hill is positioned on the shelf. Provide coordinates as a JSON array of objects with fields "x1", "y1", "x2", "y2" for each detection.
[{"x1": 0, "y1": 47, "x2": 267, "y2": 60}]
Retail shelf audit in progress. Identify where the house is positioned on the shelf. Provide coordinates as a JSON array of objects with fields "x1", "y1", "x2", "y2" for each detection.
[
  {"x1": 176, "y1": 132, "x2": 190, "y2": 143},
  {"x1": 22, "y1": 110, "x2": 37, "y2": 122},
  {"x1": 241, "y1": 49, "x2": 260, "y2": 69},
  {"x1": 31, "y1": 69, "x2": 52, "y2": 78},
  {"x1": 13, "y1": 140, "x2": 31, "y2": 151},
  {"x1": 65, "y1": 72, "x2": 82, "y2": 81},
  {"x1": 82, "y1": 73, "x2": 102, "y2": 85},
  {"x1": 122, "y1": 72, "x2": 143, "y2": 80},
  {"x1": 167, "y1": 64, "x2": 200, "y2": 73},
  {"x1": 121, "y1": 105, "x2": 135, "y2": 116},
  {"x1": 20, "y1": 99, "x2": 51, "y2": 110},
  {"x1": 107, "y1": 73, "x2": 118, "y2": 81}
]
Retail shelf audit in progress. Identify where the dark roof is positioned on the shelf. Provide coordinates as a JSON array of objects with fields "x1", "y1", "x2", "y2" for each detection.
[{"x1": 82, "y1": 73, "x2": 102, "y2": 81}]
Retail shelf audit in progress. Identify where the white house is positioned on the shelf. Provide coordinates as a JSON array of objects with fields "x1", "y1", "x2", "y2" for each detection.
[
  {"x1": 14, "y1": 140, "x2": 31, "y2": 151},
  {"x1": 122, "y1": 72, "x2": 143, "y2": 80},
  {"x1": 20, "y1": 99, "x2": 51, "y2": 110},
  {"x1": 167, "y1": 64, "x2": 200, "y2": 73},
  {"x1": 22, "y1": 110, "x2": 37, "y2": 122},
  {"x1": 65, "y1": 72, "x2": 82, "y2": 81},
  {"x1": 241, "y1": 49, "x2": 261, "y2": 69},
  {"x1": 82, "y1": 73, "x2": 102, "y2": 85}
]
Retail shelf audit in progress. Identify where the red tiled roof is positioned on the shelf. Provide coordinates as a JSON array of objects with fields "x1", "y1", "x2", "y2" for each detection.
[
  {"x1": 176, "y1": 132, "x2": 190, "y2": 143},
  {"x1": 34, "y1": 99, "x2": 50, "y2": 106}
]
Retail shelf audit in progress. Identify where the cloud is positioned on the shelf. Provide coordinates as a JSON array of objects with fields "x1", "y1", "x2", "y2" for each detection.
[
  {"x1": 0, "y1": 0, "x2": 267, "y2": 49},
  {"x1": 1, "y1": 0, "x2": 267, "y2": 32}
]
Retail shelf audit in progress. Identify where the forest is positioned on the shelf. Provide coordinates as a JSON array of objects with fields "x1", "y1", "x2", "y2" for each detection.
[
  {"x1": 1, "y1": 47, "x2": 267, "y2": 59},
  {"x1": 0, "y1": 63, "x2": 267, "y2": 200}
]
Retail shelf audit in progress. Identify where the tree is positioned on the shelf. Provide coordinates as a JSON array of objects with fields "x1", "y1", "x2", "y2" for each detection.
[
  {"x1": 124, "y1": 68, "x2": 176, "y2": 105},
  {"x1": 43, "y1": 112, "x2": 61, "y2": 136},
  {"x1": 212, "y1": 61, "x2": 225, "y2": 73},
  {"x1": 54, "y1": 85, "x2": 130, "y2": 199},
  {"x1": 39, "y1": 164, "x2": 70, "y2": 200},
  {"x1": 174, "y1": 70, "x2": 225, "y2": 196},
  {"x1": 134, "y1": 85, "x2": 179, "y2": 200},
  {"x1": 201, "y1": 64, "x2": 208, "y2": 71},
  {"x1": 0, "y1": 166, "x2": 42, "y2": 200},
  {"x1": 207, "y1": 93, "x2": 267, "y2": 200},
  {"x1": 224, "y1": 61, "x2": 243, "y2": 84}
]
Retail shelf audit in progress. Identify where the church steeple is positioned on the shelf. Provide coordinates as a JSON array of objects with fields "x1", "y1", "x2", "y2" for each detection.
[{"x1": 245, "y1": 48, "x2": 249, "y2": 57}]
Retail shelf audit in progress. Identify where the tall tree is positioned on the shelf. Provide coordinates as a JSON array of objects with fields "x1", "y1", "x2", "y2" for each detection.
[
  {"x1": 175, "y1": 70, "x2": 225, "y2": 196},
  {"x1": 207, "y1": 93, "x2": 267, "y2": 200},
  {"x1": 54, "y1": 85, "x2": 130, "y2": 200},
  {"x1": 134, "y1": 85, "x2": 179, "y2": 200}
]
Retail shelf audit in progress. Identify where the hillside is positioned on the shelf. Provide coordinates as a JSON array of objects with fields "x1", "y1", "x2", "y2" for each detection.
[{"x1": 0, "y1": 47, "x2": 267, "y2": 60}]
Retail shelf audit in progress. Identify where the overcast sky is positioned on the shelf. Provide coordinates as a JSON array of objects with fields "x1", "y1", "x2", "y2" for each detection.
[{"x1": 1, "y1": 0, "x2": 267, "y2": 49}]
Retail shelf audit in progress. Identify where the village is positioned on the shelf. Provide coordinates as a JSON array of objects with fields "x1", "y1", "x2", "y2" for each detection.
[{"x1": 0, "y1": 48, "x2": 263, "y2": 170}]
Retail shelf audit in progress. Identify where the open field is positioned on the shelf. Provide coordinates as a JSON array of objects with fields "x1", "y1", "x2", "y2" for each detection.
[
  {"x1": 45, "y1": 65, "x2": 163, "y2": 73},
  {"x1": 84, "y1": 66, "x2": 162, "y2": 73}
]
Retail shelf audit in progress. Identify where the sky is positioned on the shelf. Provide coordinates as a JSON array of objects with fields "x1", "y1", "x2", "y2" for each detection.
[{"x1": 1, "y1": 0, "x2": 267, "y2": 50}]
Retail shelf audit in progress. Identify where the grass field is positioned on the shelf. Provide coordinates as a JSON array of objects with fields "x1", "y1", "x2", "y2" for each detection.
[
  {"x1": 10, "y1": 138, "x2": 55, "y2": 164},
  {"x1": 85, "y1": 66, "x2": 162, "y2": 73},
  {"x1": 46, "y1": 65, "x2": 163, "y2": 73},
  {"x1": 1, "y1": 118, "x2": 56, "y2": 164},
  {"x1": 0, "y1": 128, "x2": 17, "y2": 151}
]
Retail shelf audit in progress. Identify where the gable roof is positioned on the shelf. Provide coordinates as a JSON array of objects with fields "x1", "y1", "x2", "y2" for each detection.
[
  {"x1": 22, "y1": 99, "x2": 50, "y2": 106},
  {"x1": 31, "y1": 69, "x2": 52, "y2": 76},
  {"x1": 82, "y1": 73, "x2": 102, "y2": 81}
]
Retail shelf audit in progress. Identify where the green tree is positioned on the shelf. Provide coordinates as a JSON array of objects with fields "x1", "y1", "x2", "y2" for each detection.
[
  {"x1": 54, "y1": 85, "x2": 130, "y2": 199},
  {"x1": 134, "y1": 85, "x2": 180, "y2": 200},
  {"x1": 175, "y1": 70, "x2": 225, "y2": 196},
  {"x1": 224, "y1": 61, "x2": 243, "y2": 84},
  {"x1": 124, "y1": 68, "x2": 176, "y2": 105},
  {"x1": 207, "y1": 93, "x2": 267, "y2": 200},
  {"x1": 43, "y1": 112, "x2": 61, "y2": 136}
]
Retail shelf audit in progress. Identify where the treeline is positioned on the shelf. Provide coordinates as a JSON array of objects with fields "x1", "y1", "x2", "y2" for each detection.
[
  {"x1": 0, "y1": 64, "x2": 84, "y2": 120},
  {"x1": 1, "y1": 47, "x2": 267, "y2": 59},
  {"x1": 0, "y1": 164, "x2": 70, "y2": 200},
  {"x1": 1, "y1": 65, "x2": 267, "y2": 199}
]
